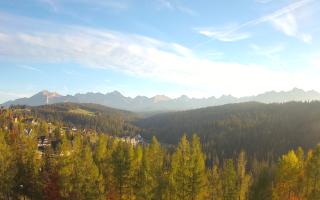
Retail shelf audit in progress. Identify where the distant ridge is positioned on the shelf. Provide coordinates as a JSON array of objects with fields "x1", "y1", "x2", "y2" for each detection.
[{"x1": 2, "y1": 88, "x2": 320, "y2": 112}]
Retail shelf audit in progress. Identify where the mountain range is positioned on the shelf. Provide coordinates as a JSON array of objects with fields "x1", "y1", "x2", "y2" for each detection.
[{"x1": 2, "y1": 88, "x2": 320, "y2": 112}]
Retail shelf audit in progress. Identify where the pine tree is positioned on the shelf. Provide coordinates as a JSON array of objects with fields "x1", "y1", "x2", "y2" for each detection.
[
  {"x1": 221, "y1": 159, "x2": 238, "y2": 200},
  {"x1": 42, "y1": 146, "x2": 61, "y2": 200},
  {"x1": 169, "y1": 134, "x2": 192, "y2": 200},
  {"x1": 249, "y1": 159, "x2": 273, "y2": 200},
  {"x1": 272, "y1": 150, "x2": 302, "y2": 200},
  {"x1": 112, "y1": 142, "x2": 135, "y2": 200},
  {"x1": 0, "y1": 132, "x2": 16, "y2": 199},
  {"x1": 80, "y1": 145, "x2": 105, "y2": 200},
  {"x1": 237, "y1": 151, "x2": 251, "y2": 200},
  {"x1": 136, "y1": 147, "x2": 153, "y2": 200},
  {"x1": 14, "y1": 133, "x2": 42, "y2": 199},
  {"x1": 94, "y1": 135, "x2": 111, "y2": 196},
  {"x1": 57, "y1": 136, "x2": 75, "y2": 199},
  {"x1": 148, "y1": 136, "x2": 166, "y2": 200},
  {"x1": 208, "y1": 165, "x2": 222, "y2": 200},
  {"x1": 306, "y1": 145, "x2": 320, "y2": 199},
  {"x1": 190, "y1": 134, "x2": 207, "y2": 200},
  {"x1": 135, "y1": 136, "x2": 167, "y2": 200}
]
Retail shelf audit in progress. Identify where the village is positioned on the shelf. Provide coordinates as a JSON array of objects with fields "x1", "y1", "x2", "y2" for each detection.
[{"x1": 0, "y1": 106, "x2": 145, "y2": 156}]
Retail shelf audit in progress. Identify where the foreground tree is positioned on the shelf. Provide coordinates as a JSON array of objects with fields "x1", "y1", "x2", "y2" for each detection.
[
  {"x1": 190, "y1": 135, "x2": 207, "y2": 200},
  {"x1": 207, "y1": 164, "x2": 222, "y2": 200},
  {"x1": 237, "y1": 151, "x2": 251, "y2": 200},
  {"x1": 14, "y1": 134, "x2": 42, "y2": 199},
  {"x1": 221, "y1": 159, "x2": 238, "y2": 200},
  {"x1": 272, "y1": 150, "x2": 302, "y2": 200},
  {"x1": 169, "y1": 135, "x2": 192, "y2": 199},
  {"x1": 112, "y1": 142, "x2": 135, "y2": 200},
  {"x1": 305, "y1": 145, "x2": 320, "y2": 199},
  {"x1": 0, "y1": 132, "x2": 16, "y2": 199},
  {"x1": 169, "y1": 135, "x2": 207, "y2": 200}
]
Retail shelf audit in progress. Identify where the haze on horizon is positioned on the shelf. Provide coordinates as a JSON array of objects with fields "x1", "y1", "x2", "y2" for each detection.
[{"x1": 1, "y1": 0, "x2": 320, "y2": 103}]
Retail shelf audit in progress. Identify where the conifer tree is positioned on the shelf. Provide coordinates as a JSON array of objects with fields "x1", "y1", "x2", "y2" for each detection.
[
  {"x1": 136, "y1": 147, "x2": 153, "y2": 200},
  {"x1": 58, "y1": 136, "x2": 76, "y2": 199},
  {"x1": 237, "y1": 151, "x2": 251, "y2": 200},
  {"x1": 306, "y1": 145, "x2": 320, "y2": 199},
  {"x1": 169, "y1": 134, "x2": 192, "y2": 200},
  {"x1": 14, "y1": 133, "x2": 42, "y2": 199},
  {"x1": 221, "y1": 159, "x2": 238, "y2": 200},
  {"x1": 272, "y1": 150, "x2": 302, "y2": 200},
  {"x1": 148, "y1": 136, "x2": 166, "y2": 200},
  {"x1": 0, "y1": 132, "x2": 16, "y2": 199},
  {"x1": 112, "y1": 142, "x2": 135, "y2": 200},
  {"x1": 208, "y1": 165, "x2": 222, "y2": 200},
  {"x1": 80, "y1": 145, "x2": 105, "y2": 200},
  {"x1": 42, "y1": 147, "x2": 61, "y2": 200},
  {"x1": 190, "y1": 134, "x2": 207, "y2": 200},
  {"x1": 93, "y1": 135, "x2": 111, "y2": 196}
]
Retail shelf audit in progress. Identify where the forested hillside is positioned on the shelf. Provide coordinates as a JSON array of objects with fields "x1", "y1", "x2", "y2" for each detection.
[
  {"x1": 1, "y1": 103, "x2": 320, "y2": 200},
  {"x1": 136, "y1": 101, "x2": 320, "y2": 160},
  {"x1": 29, "y1": 103, "x2": 141, "y2": 136}
]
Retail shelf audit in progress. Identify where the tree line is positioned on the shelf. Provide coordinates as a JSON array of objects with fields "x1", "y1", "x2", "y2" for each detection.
[
  {"x1": 1, "y1": 128, "x2": 320, "y2": 199},
  {"x1": 1, "y1": 104, "x2": 320, "y2": 200},
  {"x1": 137, "y1": 101, "x2": 320, "y2": 161}
]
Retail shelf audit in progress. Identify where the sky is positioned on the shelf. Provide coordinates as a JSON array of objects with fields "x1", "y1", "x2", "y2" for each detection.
[{"x1": 0, "y1": 0, "x2": 320, "y2": 103}]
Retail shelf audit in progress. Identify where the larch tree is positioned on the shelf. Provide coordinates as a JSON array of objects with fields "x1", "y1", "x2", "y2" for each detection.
[
  {"x1": 305, "y1": 145, "x2": 320, "y2": 200},
  {"x1": 169, "y1": 134, "x2": 192, "y2": 200},
  {"x1": 112, "y1": 142, "x2": 135, "y2": 200},
  {"x1": 272, "y1": 150, "x2": 302, "y2": 200},
  {"x1": 207, "y1": 164, "x2": 222, "y2": 200},
  {"x1": 148, "y1": 136, "x2": 166, "y2": 200},
  {"x1": 0, "y1": 132, "x2": 16, "y2": 199},
  {"x1": 237, "y1": 151, "x2": 251, "y2": 200},
  {"x1": 190, "y1": 134, "x2": 207, "y2": 200},
  {"x1": 79, "y1": 145, "x2": 105, "y2": 200},
  {"x1": 221, "y1": 159, "x2": 238, "y2": 200}
]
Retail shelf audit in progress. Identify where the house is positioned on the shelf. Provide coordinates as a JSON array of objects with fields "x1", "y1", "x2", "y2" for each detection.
[{"x1": 119, "y1": 134, "x2": 144, "y2": 146}]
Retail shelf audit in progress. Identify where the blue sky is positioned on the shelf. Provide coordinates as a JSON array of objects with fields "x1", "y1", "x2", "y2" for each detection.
[{"x1": 0, "y1": 0, "x2": 320, "y2": 103}]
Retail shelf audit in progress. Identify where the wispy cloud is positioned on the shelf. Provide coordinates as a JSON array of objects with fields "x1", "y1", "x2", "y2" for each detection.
[
  {"x1": 38, "y1": 0, "x2": 129, "y2": 12},
  {"x1": 197, "y1": 24, "x2": 251, "y2": 42},
  {"x1": 250, "y1": 43, "x2": 285, "y2": 57},
  {"x1": 18, "y1": 65, "x2": 41, "y2": 72},
  {"x1": 0, "y1": 13, "x2": 319, "y2": 96},
  {"x1": 255, "y1": 0, "x2": 275, "y2": 4},
  {"x1": 79, "y1": 0, "x2": 129, "y2": 10},
  {"x1": 250, "y1": 43, "x2": 286, "y2": 67},
  {"x1": 39, "y1": 0, "x2": 59, "y2": 12},
  {"x1": 156, "y1": 0, "x2": 197, "y2": 15},
  {"x1": 0, "y1": 91, "x2": 33, "y2": 98},
  {"x1": 270, "y1": 13, "x2": 312, "y2": 43},
  {"x1": 197, "y1": 0, "x2": 314, "y2": 43}
]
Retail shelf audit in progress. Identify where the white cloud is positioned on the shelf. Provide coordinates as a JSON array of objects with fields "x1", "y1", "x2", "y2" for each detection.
[
  {"x1": 198, "y1": 27, "x2": 251, "y2": 42},
  {"x1": 271, "y1": 13, "x2": 298, "y2": 36},
  {"x1": 0, "y1": 91, "x2": 32, "y2": 98},
  {"x1": 256, "y1": 0, "x2": 275, "y2": 3},
  {"x1": 18, "y1": 65, "x2": 41, "y2": 72},
  {"x1": 38, "y1": 0, "x2": 129, "y2": 12},
  {"x1": 249, "y1": 43, "x2": 286, "y2": 68},
  {"x1": 0, "y1": 13, "x2": 319, "y2": 97},
  {"x1": 270, "y1": 13, "x2": 312, "y2": 43},
  {"x1": 197, "y1": 0, "x2": 314, "y2": 43},
  {"x1": 156, "y1": 0, "x2": 197, "y2": 15},
  {"x1": 250, "y1": 44, "x2": 284, "y2": 57},
  {"x1": 39, "y1": 0, "x2": 59, "y2": 12}
]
